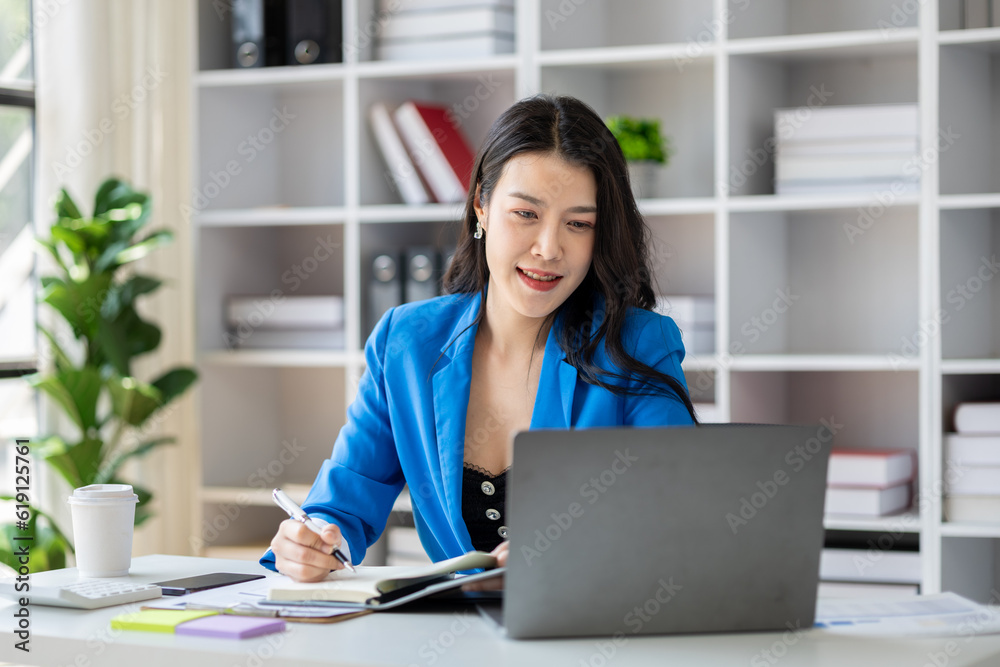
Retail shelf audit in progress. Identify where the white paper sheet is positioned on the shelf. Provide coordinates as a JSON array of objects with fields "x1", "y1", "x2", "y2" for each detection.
[
  {"x1": 142, "y1": 577, "x2": 360, "y2": 618},
  {"x1": 816, "y1": 592, "x2": 1000, "y2": 636}
]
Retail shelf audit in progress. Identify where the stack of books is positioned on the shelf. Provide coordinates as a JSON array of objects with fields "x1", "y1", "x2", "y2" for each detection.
[
  {"x1": 818, "y1": 548, "x2": 921, "y2": 599},
  {"x1": 224, "y1": 295, "x2": 345, "y2": 350},
  {"x1": 375, "y1": 0, "x2": 515, "y2": 61},
  {"x1": 825, "y1": 449, "x2": 915, "y2": 517},
  {"x1": 369, "y1": 100, "x2": 475, "y2": 205},
  {"x1": 653, "y1": 295, "x2": 714, "y2": 355},
  {"x1": 944, "y1": 402, "x2": 1000, "y2": 523},
  {"x1": 773, "y1": 104, "x2": 920, "y2": 196}
]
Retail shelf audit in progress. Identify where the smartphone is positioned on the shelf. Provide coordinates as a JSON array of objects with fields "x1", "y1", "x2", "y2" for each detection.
[{"x1": 152, "y1": 572, "x2": 265, "y2": 596}]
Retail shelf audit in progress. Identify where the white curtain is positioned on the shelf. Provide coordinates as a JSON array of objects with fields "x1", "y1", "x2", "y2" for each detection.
[{"x1": 36, "y1": 0, "x2": 198, "y2": 555}]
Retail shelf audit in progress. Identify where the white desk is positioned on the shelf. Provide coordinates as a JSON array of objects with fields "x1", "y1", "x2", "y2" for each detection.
[{"x1": 2, "y1": 555, "x2": 1000, "y2": 667}]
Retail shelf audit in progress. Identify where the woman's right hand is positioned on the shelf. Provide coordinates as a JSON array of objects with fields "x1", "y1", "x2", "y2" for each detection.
[{"x1": 270, "y1": 518, "x2": 347, "y2": 583}]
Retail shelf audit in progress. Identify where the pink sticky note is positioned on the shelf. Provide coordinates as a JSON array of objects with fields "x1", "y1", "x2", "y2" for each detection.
[{"x1": 175, "y1": 615, "x2": 286, "y2": 639}]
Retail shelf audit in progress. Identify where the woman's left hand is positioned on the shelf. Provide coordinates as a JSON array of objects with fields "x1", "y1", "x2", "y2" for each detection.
[{"x1": 462, "y1": 541, "x2": 507, "y2": 592}]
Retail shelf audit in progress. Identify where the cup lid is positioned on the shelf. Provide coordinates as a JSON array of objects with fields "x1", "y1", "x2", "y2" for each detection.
[{"x1": 68, "y1": 484, "x2": 138, "y2": 503}]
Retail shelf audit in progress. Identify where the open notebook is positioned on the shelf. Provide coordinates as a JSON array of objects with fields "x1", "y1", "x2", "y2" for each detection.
[{"x1": 263, "y1": 551, "x2": 503, "y2": 610}]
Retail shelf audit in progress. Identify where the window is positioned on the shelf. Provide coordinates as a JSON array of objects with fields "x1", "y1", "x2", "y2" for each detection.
[{"x1": 0, "y1": 0, "x2": 38, "y2": 450}]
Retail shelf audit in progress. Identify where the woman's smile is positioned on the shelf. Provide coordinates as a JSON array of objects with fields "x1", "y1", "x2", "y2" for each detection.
[{"x1": 517, "y1": 267, "x2": 563, "y2": 291}]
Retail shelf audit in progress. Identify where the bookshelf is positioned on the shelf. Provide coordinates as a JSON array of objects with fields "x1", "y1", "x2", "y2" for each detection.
[{"x1": 190, "y1": 0, "x2": 1000, "y2": 593}]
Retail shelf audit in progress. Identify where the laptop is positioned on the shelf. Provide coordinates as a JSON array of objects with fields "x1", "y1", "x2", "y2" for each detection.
[{"x1": 502, "y1": 424, "x2": 831, "y2": 639}]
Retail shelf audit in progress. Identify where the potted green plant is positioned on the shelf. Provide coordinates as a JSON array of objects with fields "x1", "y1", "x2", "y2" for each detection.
[
  {"x1": 605, "y1": 115, "x2": 674, "y2": 200},
  {"x1": 0, "y1": 177, "x2": 198, "y2": 573}
]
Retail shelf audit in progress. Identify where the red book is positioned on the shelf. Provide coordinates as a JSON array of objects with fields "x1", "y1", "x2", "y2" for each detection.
[
  {"x1": 827, "y1": 449, "x2": 916, "y2": 489},
  {"x1": 393, "y1": 101, "x2": 475, "y2": 203}
]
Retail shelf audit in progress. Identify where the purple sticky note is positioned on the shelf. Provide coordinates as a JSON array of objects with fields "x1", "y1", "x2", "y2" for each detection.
[{"x1": 175, "y1": 614, "x2": 286, "y2": 639}]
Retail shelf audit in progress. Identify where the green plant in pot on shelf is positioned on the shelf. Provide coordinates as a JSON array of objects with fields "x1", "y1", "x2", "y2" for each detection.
[
  {"x1": 0, "y1": 178, "x2": 198, "y2": 573},
  {"x1": 606, "y1": 115, "x2": 673, "y2": 200}
]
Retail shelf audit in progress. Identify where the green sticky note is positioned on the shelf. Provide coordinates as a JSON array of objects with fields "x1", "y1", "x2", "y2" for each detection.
[{"x1": 110, "y1": 609, "x2": 219, "y2": 633}]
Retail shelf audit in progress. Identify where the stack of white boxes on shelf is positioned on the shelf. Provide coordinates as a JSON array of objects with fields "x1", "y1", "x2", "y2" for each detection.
[
  {"x1": 825, "y1": 449, "x2": 916, "y2": 517},
  {"x1": 654, "y1": 295, "x2": 714, "y2": 356},
  {"x1": 224, "y1": 295, "x2": 346, "y2": 350},
  {"x1": 944, "y1": 402, "x2": 1000, "y2": 522},
  {"x1": 773, "y1": 104, "x2": 920, "y2": 196},
  {"x1": 818, "y1": 543, "x2": 922, "y2": 599},
  {"x1": 375, "y1": 0, "x2": 516, "y2": 61},
  {"x1": 820, "y1": 449, "x2": 921, "y2": 598}
]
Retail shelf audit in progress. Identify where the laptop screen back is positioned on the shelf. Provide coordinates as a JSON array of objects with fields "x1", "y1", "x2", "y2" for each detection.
[{"x1": 503, "y1": 424, "x2": 831, "y2": 639}]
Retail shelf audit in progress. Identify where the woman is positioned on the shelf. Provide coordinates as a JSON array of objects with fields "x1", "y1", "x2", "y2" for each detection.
[{"x1": 263, "y1": 94, "x2": 697, "y2": 583}]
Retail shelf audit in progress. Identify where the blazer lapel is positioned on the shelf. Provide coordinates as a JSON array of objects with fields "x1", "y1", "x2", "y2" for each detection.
[
  {"x1": 430, "y1": 294, "x2": 481, "y2": 534},
  {"x1": 531, "y1": 322, "x2": 577, "y2": 430}
]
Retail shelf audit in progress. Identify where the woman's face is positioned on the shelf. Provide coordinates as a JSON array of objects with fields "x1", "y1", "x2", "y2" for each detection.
[{"x1": 474, "y1": 151, "x2": 598, "y2": 324}]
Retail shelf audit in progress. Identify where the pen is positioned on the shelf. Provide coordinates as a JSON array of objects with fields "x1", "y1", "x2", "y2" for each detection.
[{"x1": 272, "y1": 488, "x2": 356, "y2": 573}]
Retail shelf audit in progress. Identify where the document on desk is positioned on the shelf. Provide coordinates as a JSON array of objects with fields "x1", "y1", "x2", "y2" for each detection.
[
  {"x1": 816, "y1": 592, "x2": 1000, "y2": 636},
  {"x1": 142, "y1": 577, "x2": 362, "y2": 620}
]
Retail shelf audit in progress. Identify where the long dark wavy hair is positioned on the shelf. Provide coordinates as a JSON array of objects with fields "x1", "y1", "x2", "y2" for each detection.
[{"x1": 443, "y1": 94, "x2": 698, "y2": 422}]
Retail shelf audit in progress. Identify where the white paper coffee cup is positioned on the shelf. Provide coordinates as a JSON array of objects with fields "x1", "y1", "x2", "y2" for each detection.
[{"x1": 68, "y1": 484, "x2": 139, "y2": 577}]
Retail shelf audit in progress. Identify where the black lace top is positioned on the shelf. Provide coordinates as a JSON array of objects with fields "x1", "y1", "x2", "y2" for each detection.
[{"x1": 462, "y1": 463, "x2": 509, "y2": 553}]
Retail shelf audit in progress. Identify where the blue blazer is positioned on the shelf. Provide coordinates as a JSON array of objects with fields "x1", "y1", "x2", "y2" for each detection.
[{"x1": 260, "y1": 292, "x2": 693, "y2": 570}]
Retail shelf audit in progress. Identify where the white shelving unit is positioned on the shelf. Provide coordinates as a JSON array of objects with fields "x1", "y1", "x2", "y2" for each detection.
[{"x1": 189, "y1": 0, "x2": 1000, "y2": 592}]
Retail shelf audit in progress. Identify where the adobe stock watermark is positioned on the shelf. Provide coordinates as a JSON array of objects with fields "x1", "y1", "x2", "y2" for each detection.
[
  {"x1": 726, "y1": 418, "x2": 843, "y2": 534},
  {"x1": 579, "y1": 577, "x2": 683, "y2": 667},
  {"x1": 923, "y1": 589, "x2": 1000, "y2": 667},
  {"x1": 209, "y1": 0, "x2": 238, "y2": 20},
  {"x1": 672, "y1": 0, "x2": 751, "y2": 72},
  {"x1": 732, "y1": 287, "x2": 800, "y2": 352},
  {"x1": 192, "y1": 438, "x2": 307, "y2": 552},
  {"x1": 52, "y1": 65, "x2": 168, "y2": 179},
  {"x1": 463, "y1": 407, "x2": 510, "y2": 459},
  {"x1": 946, "y1": 255, "x2": 1000, "y2": 310},
  {"x1": 223, "y1": 233, "x2": 340, "y2": 349},
  {"x1": 407, "y1": 611, "x2": 475, "y2": 667},
  {"x1": 544, "y1": 0, "x2": 591, "y2": 31},
  {"x1": 83, "y1": 606, "x2": 287, "y2": 664},
  {"x1": 69, "y1": 602, "x2": 147, "y2": 663},
  {"x1": 5, "y1": 0, "x2": 71, "y2": 49},
  {"x1": 888, "y1": 309, "x2": 948, "y2": 369},
  {"x1": 750, "y1": 621, "x2": 809, "y2": 666},
  {"x1": 519, "y1": 448, "x2": 639, "y2": 566},
  {"x1": 844, "y1": 126, "x2": 960, "y2": 244},
  {"x1": 645, "y1": 237, "x2": 678, "y2": 279},
  {"x1": 344, "y1": 0, "x2": 405, "y2": 60},
  {"x1": 888, "y1": 254, "x2": 999, "y2": 369},
  {"x1": 725, "y1": 85, "x2": 834, "y2": 195},
  {"x1": 382, "y1": 125, "x2": 450, "y2": 199},
  {"x1": 848, "y1": 460, "x2": 966, "y2": 575},
  {"x1": 181, "y1": 106, "x2": 297, "y2": 223},
  {"x1": 446, "y1": 74, "x2": 503, "y2": 129},
  {"x1": 684, "y1": 286, "x2": 801, "y2": 405},
  {"x1": 877, "y1": 0, "x2": 930, "y2": 37},
  {"x1": 726, "y1": 85, "x2": 835, "y2": 194}
]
